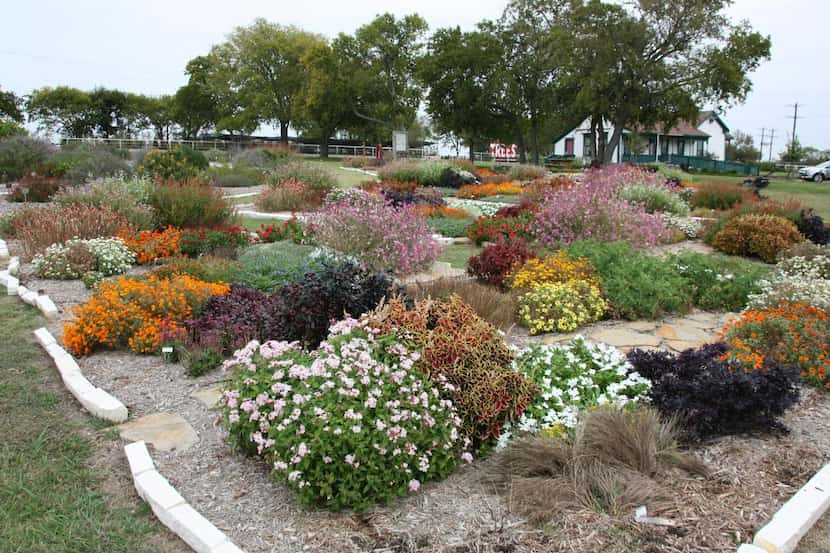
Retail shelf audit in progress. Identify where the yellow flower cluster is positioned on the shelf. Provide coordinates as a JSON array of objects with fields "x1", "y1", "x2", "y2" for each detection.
[
  {"x1": 509, "y1": 251, "x2": 600, "y2": 290},
  {"x1": 518, "y1": 280, "x2": 607, "y2": 335}
]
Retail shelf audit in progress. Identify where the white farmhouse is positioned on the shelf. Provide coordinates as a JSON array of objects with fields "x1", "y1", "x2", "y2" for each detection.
[{"x1": 551, "y1": 111, "x2": 731, "y2": 163}]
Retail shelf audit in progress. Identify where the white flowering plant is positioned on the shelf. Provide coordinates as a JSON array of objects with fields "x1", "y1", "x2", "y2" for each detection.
[
  {"x1": 32, "y1": 237, "x2": 135, "y2": 280},
  {"x1": 748, "y1": 254, "x2": 830, "y2": 310},
  {"x1": 499, "y1": 337, "x2": 651, "y2": 448},
  {"x1": 220, "y1": 318, "x2": 467, "y2": 511},
  {"x1": 446, "y1": 197, "x2": 510, "y2": 217},
  {"x1": 663, "y1": 213, "x2": 702, "y2": 238}
]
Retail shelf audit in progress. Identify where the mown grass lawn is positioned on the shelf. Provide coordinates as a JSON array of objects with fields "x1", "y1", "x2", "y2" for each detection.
[
  {"x1": 699, "y1": 174, "x2": 830, "y2": 218},
  {"x1": 437, "y1": 243, "x2": 481, "y2": 269},
  {"x1": 0, "y1": 298, "x2": 167, "y2": 553}
]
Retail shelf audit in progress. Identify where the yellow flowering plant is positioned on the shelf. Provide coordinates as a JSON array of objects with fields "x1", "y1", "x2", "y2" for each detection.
[
  {"x1": 509, "y1": 251, "x2": 600, "y2": 290},
  {"x1": 517, "y1": 280, "x2": 607, "y2": 334}
]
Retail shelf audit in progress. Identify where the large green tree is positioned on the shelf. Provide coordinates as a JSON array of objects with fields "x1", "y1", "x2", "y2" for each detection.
[
  {"x1": 335, "y1": 13, "x2": 428, "y2": 144},
  {"x1": 294, "y1": 41, "x2": 358, "y2": 158},
  {"x1": 419, "y1": 26, "x2": 510, "y2": 161},
  {"x1": 27, "y1": 86, "x2": 93, "y2": 137},
  {"x1": 0, "y1": 88, "x2": 24, "y2": 123},
  {"x1": 208, "y1": 19, "x2": 325, "y2": 144},
  {"x1": 172, "y1": 56, "x2": 222, "y2": 139},
  {"x1": 725, "y1": 130, "x2": 761, "y2": 162},
  {"x1": 542, "y1": 0, "x2": 771, "y2": 165},
  {"x1": 87, "y1": 87, "x2": 130, "y2": 138}
]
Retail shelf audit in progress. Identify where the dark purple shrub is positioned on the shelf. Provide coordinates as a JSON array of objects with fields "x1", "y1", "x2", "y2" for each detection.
[
  {"x1": 383, "y1": 187, "x2": 446, "y2": 208},
  {"x1": 626, "y1": 343, "x2": 800, "y2": 441},
  {"x1": 494, "y1": 201, "x2": 537, "y2": 218},
  {"x1": 467, "y1": 241, "x2": 535, "y2": 289},
  {"x1": 276, "y1": 261, "x2": 394, "y2": 347}
]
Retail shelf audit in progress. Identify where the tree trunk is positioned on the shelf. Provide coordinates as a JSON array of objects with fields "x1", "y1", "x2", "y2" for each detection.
[
  {"x1": 468, "y1": 137, "x2": 475, "y2": 163},
  {"x1": 280, "y1": 121, "x2": 290, "y2": 146},
  {"x1": 530, "y1": 117, "x2": 540, "y2": 165},
  {"x1": 515, "y1": 127, "x2": 527, "y2": 164},
  {"x1": 605, "y1": 122, "x2": 625, "y2": 165},
  {"x1": 320, "y1": 133, "x2": 330, "y2": 159},
  {"x1": 596, "y1": 117, "x2": 606, "y2": 165}
]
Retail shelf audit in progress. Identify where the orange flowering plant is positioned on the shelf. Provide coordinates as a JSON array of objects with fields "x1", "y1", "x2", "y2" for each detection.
[
  {"x1": 720, "y1": 302, "x2": 830, "y2": 389},
  {"x1": 117, "y1": 227, "x2": 182, "y2": 264},
  {"x1": 414, "y1": 205, "x2": 470, "y2": 219},
  {"x1": 455, "y1": 182, "x2": 523, "y2": 199},
  {"x1": 63, "y1": 274, "x2": 230, "y2": 355}
]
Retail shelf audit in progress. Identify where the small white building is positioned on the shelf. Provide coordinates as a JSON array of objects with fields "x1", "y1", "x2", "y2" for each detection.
[{"x1": 551, "y1": 111, "x2": 731, "y2": 162}]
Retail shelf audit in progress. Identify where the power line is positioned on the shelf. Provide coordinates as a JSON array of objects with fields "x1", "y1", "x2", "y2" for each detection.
[
  {"x1": 787, "y1": 102, "x2": 804, "y2": 152},
  {"x1": 767, "y1": 128, "x2": 775, "y2": 162}
]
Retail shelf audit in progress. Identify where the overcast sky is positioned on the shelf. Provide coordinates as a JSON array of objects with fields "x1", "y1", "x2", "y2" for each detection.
[{"x1": 2, "y1": 0, "x2": 828, "y2": 152}]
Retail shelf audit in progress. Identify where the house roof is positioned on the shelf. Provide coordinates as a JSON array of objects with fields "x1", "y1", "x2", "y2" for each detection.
[
  {"x1": 634, "y1": 120, "x2": 711, "y2": 138},
  {"x1": 697, "y1": 110, "x2": 731, "y2": 134}
]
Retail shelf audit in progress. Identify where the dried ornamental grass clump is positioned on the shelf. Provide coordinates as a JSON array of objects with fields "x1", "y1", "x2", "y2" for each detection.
[
  {"x1": 14, "y1": 204, "x2": 132, "y2": 259},
  {"x1": 720, "y1": 303, "x2": 830, "y2": 389},
  {"x1": 63, "y1": 274, "x2": 230, "y2": 356},
  {"x1": 408, "y1": 279, "x2": 518, "y2": 330},
  {"x1": 489, "y1": 406, "x2": 707, "y2": 522},
  {"x1": 220, "y1": 319, "x2": 466, "y2": 511},
  {"x1": 254, "y1": 178, "x2": 327, "y2": 212},
  {"x1": 367, "y1": 296, "x2": 537, "y2": 447}
]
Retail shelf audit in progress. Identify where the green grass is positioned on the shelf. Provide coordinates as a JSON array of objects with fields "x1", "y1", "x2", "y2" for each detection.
[
  {"x1": 0, "y1": 298, "x2": 164, "y2": 552},
  {"x1": 437, "y1": 243, "x2": 481, "y2": 269},
  {"x1": 307, "y1": 157, "x2": 373, "y2": 189},
  {"x1": 238, "y1": 215, "x2": 291, "y2": 232}
]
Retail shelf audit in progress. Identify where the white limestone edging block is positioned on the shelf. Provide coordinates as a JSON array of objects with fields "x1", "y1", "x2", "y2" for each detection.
[
  {"x1": 0, "y1": 239, "x2": 8, "y2": 259},
  {"x1": 8, "y1": 257, "x2": 19, "y2": 276},
  {"x1": 737, "y1": 545, "x2": 768, "y2": 553},
  {"x1": 124, "y1": 441, "x2": 247, "y2": 553},
  {"x1": 33, "y1": 327, "x2": 128, "y2": 423},
  {"x1": 35, "y1": 295, "x2": 58, "y2": 319},
  {"x1": 752, "y1": 464, "x2": 830, "y2": 553},
  {"x1": 6, "y1": 275, "x2": 18, "y2": 295}
]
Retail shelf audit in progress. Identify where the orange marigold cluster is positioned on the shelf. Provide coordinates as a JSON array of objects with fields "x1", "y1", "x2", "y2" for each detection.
[
  {"x1": 117, "y1": 227, "x2": 182, "y2": 264},
  {"x1": 414, "y1": 205, "x2": 471, "y2": 219},
  {"x1": 720, "y1": 302, "x2": 830, "y2": 388},
  {"x1": 63, "y1": 274, "x2": 229, "y2": 355},
  {"x1": 455, "y1": 182, "x2": 523, "y2": 199}
]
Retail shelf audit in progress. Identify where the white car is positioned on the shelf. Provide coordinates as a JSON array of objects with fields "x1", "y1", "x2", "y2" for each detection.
[{"x1": 799, "y1": 160, "x2": 830, "y2": 182}]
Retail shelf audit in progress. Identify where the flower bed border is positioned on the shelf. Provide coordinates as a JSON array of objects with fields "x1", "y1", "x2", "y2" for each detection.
[{"x1": 125, "y1": 441, "x2": 247, "y2": 553}]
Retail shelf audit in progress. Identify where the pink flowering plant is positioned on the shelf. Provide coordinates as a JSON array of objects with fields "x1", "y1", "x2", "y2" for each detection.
[
  {"x1": 309, "y1": 191, "x2": 442, "y2": 276},
  {"x1": 220, "y1": 317, "x2": 466, "y2": 511},
  {"x1": 532, "y1": 166, "x2": 670, "y2": 248}
]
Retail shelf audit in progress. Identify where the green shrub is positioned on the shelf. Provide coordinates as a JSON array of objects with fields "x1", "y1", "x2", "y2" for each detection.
[
  {"x1": 233, "y1": 146, "x2": 297, "y2": 169},
  {"x1": 138, "y1": 146, "x2": 208, "y2": 180},
  {"x1": 711, "y1": 214, "x2": 804, "y2": 263},
  {"x1": 669, "y1": 252, "x2": 768, "y2": 311},
  {"x1": 506, "y1": 164, "x2": 548, "y2": 181},
  {"x1": 148, "y1": 179, "x2": 235, "y2": 229},
  {"x1": 150, "y1": 256, "x2": 240, "y2": 284},
  {"x1": 46, "y1": 148, "x2": 131, "y2": 183},
  {"x1": 54, "y1": 176, "x2": 155, "y2": 230},
  {"x1": 270, "y1": 161, "x2": 336, "y2": 192},
  {"x1": 0, "y1": 136, "x2": 56, "y2": 181},
  {"x1": 566, "y1": 241, "x2": 692, "y2": 319},
  {"x1": 235, "y1": 241, "x2": 323, "y2": 292},
  {"x1": 617, "y1": 183, "x2": 690, "y2": 215},
  {"x1": 378, "y1": 160, "x2": 451, "y2": 187},
  {"x1": 0, "y1": 121, "x2": 27, "y2": 138},
  {"x1": 426, "y1": 217, "x2": 472, "y2": 238},
  {"x1": 202, "y1": 165, "x2": 263, "y2": 188}
]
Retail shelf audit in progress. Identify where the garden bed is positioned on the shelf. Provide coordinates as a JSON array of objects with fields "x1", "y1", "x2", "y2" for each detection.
[{"x1": 8, "y1": 237, "x2": 826, "y2": 552}]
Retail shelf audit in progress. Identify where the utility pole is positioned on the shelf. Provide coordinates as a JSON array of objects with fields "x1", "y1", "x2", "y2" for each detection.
[
  {"x1": 759, "y1": 128, "x2": 766, "y2": 162},
  {"x1": 787, "y1": 102, "x2": 804, "y2": 158},
  {"x1": 768, "y1": 129, "x2": 776, "y2": 162}
]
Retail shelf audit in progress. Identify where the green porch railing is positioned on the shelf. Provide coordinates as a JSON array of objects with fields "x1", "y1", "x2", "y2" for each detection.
[{"x1": 622, "y1": 154, "x2": 759, "y2": 176}]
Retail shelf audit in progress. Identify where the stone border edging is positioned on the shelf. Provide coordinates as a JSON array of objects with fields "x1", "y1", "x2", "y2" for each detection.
[
  {"x1": 125, "y1": 441, "x2": 246, "y2": 553},
  {"x1": 338, "y1": 166, "x2": 378, "y2": 177},
  {"x1": 0, "y1": 239, "x2": 58, "y2": 320},
  {"x1": 33, "y1": 327, "x2": 128, "y2": 423},
  {"x1": 748, "y1": 463, "x2": 830, "y2": 553}
]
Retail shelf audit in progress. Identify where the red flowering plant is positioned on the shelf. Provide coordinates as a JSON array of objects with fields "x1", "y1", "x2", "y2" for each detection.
[
  {"x1": 467, "y1": 240, "x2": 536, "y2": 289},
  {"x1": 465, "y1": 214, "x2": 533, "y2": 246},
  {"x1": 257, "y1": 217, "x2": 309, "y2": 244}
]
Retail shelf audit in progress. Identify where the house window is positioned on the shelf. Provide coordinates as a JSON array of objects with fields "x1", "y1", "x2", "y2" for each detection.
[
  {"x1": 677, "y1": 140, "x2": 685, "y2": 156},
  {"x1": 697, "y1": 140, "x2": 705, "y2": 157},
  {"x1": 564, "y1": 138, "x2": 574, "y2": 155},
  {"x1": 583, "y1": 134, "x2": 593, "y2": 158}
]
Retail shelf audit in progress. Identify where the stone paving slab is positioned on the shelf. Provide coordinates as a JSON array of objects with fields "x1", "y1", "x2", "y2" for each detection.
[{"x1": 118, "y1": 412, "x2": 199, "y2": 452}]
